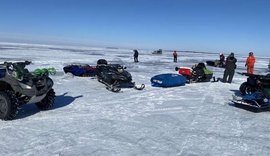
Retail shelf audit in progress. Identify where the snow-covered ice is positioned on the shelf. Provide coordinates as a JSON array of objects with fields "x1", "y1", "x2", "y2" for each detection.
[{"x1": 0, "y1": 43, "x2": 270, "y2": 155}]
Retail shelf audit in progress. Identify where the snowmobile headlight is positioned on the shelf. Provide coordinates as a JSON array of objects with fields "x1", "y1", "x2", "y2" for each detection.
[
  {"x1": 263, "y1": 98, "x2": 269, "y2": 103},
  {"x1": 117, "y1": 68, "x2": 124, "y2": 73},
  {"x1": 19, "y1": 82, "x2": 32, "y2": 89}
]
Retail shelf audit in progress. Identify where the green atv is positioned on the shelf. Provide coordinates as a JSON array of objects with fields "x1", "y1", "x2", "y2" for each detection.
[{"x1": 0, "y1": 61, "x2": 56, "y2": 120}]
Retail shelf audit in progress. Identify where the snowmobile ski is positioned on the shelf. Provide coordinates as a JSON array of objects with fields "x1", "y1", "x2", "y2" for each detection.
[
  {"x1": 134, "y1": 84, "x2": 145, "y2": 90},
  {"x1": 106, "y1": 84, "x2": 121, "y2": 92},
  {"x1": 98, "y1": 79, "x2": 121, "y2": 92}
]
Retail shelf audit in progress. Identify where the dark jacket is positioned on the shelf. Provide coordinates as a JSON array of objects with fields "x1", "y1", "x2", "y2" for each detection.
[
  {"x1": 225, "y1": 54, "x2": 237, "y2": 71},
  {"x1": 134, "y1": 50, "x2": 139, "y2": 57}
]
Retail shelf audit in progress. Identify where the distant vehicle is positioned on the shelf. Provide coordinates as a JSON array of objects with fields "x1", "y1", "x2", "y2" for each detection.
[{"x1": 152, "y1": 49, "x2": 162, "y2": 54}]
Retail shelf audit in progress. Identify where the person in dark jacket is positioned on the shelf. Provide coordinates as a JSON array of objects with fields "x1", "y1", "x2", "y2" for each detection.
[
  {"x1": 133, "y1": 49, "x2": 139, "y2": 62},
  {"x1": 173, "y1": 51, "x2": 178, "y2": 62},
  {"x1": 223, "y1": 52, "x2": 237, "y2": 83}
]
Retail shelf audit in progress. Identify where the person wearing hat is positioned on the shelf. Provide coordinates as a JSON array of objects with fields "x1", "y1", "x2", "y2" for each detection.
[
  {"x1": 223, "y1": 52, "x2": 237, "y2": 83},
  {"x1": 219, "y1": 53, "x2": 225, "y2": 67},
  {"x1": 245, "y1": 52, "x2": 256, "y2": 74}
]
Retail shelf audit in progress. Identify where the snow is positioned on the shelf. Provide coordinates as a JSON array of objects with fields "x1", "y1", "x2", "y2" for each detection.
[{"x1": 1, "y1": 43, "x2": 270, "y2": 155}]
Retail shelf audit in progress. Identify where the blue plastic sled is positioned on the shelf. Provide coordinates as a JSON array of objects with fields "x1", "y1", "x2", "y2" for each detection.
[
  {"x1": 151, "y1": 73, "x2": 186, "y2": 87},
  {"x1": 63, "y1": 64, "x2": 96, "y2": 77}
]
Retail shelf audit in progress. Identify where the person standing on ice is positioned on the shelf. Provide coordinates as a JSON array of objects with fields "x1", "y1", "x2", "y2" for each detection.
[
  {"x1": 173, "y1": 51, "x2": 178, "y2": 62},
  {"x1": 223, "y1": 52, "x2": 237, "y2": 83},
  {"x1": 133, "y1": 49, "x2": 139, "y2": 63},
  {"x1": 245, "y1": 52, "x2": 256, "y2": 74}
]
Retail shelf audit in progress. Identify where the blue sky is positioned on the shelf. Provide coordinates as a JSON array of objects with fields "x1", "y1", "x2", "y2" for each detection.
[{"x1": 0, "y1": 0, "x2": 269, "y2": 56}]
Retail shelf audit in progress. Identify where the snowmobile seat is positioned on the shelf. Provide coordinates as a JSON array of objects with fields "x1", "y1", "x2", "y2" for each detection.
[
  {"x1": 97, "y1": 59, "x2": 108, "y2": 65},
  {"x1": 197, "y1": 62, "x2": 206, "y2": 68}
]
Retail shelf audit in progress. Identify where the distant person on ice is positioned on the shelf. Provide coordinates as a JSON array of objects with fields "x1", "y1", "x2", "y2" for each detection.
[
  {"x1": 245, "y1": 52, "x2": 256, "y2": 74},
  {"x1": 173, "y1": 51, "x2": 178, "y2": 62},
  {"x1": 133, "y1": 49, "x2": 139, "y2": 63},
  {"x1": 223, "y1": 52, "x2": 237, "y2": 83}
]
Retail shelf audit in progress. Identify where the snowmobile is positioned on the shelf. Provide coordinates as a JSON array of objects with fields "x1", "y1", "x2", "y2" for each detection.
[
  {"x1": 63, "y1": 64, "x2": 96, "y2": 77},
  {"x1": 0, "y1": 61, "x2": 55, "y2": 120},
  {"x1": 175, "y1": 63, "x2": 213, "y2": 83},
  {"x1": 238, "y1": 72, "x2": 270, "y2": 95},
  {"x1": 96, "y1": 59, "x2": 145, "y2": 92},
  {"x1": 232, "y1": 73, "x2": 270, "y2": 112},
  {"x1": 152, "y1": 49, "x2": 162, "y2": 54},
  {"x1": 206, "y1": 60, "x2": 225, "y2": 68}
]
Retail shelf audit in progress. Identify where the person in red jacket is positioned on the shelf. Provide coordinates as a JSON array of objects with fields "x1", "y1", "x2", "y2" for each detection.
[
  {"x1": 173, "y1": 51, "x2": 178, "y2": 62},
  {"x1": 245, "y1": 52, "x2": 256, "y2": 74}
]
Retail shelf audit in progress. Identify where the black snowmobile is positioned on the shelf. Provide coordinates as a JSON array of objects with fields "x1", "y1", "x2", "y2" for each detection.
[
  {"x1": 206, "y1": 60, "x2": 225, "y2": 68},
  {"x1": 152, "y1": 49, "x2": 162, "y2": 54},
  {"x1": 232, "y1": 73, "x2": 270, "y2": 112},
  {"x1": 238, "y1": 72, "x2": 270, "y2": 95},
  {"x1": 96, "y1": 59, "x2": 145, "y2": 92}
]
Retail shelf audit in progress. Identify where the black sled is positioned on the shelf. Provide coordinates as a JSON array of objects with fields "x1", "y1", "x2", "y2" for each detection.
[
  {"x1": 238, "y1": 72, "x2": 270, "y2": 95},
  {"x1": 96, "y1": 59, "x2": 145, "y2": 92},
  {"x1": 232, "y1": 73, "x2": 270, "y2": 112},
  {"x1": 232, "y1": 94, "x2": 270, "y2": 112}
]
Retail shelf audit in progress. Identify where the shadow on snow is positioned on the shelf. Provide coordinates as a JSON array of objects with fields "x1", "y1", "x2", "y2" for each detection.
[{"x1": 16, "y1": 92, "x2": 83, "y2": 119}]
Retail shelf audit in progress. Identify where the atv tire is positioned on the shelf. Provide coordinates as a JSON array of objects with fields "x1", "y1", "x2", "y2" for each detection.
[
  {"x1": 0, "y1": 91, "x2": 19, "y2": 120},
  {"x1": 240, "y1": 82, "x2": 255, "y2": 95},
  {"x1": 36, "y1": 89, "x2": 55, "y2": 110}
]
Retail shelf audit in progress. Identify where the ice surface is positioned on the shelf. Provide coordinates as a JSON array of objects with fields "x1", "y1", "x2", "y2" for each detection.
[{"x1": 0, "y1": 43, "x2": 270, "y2": 155}]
